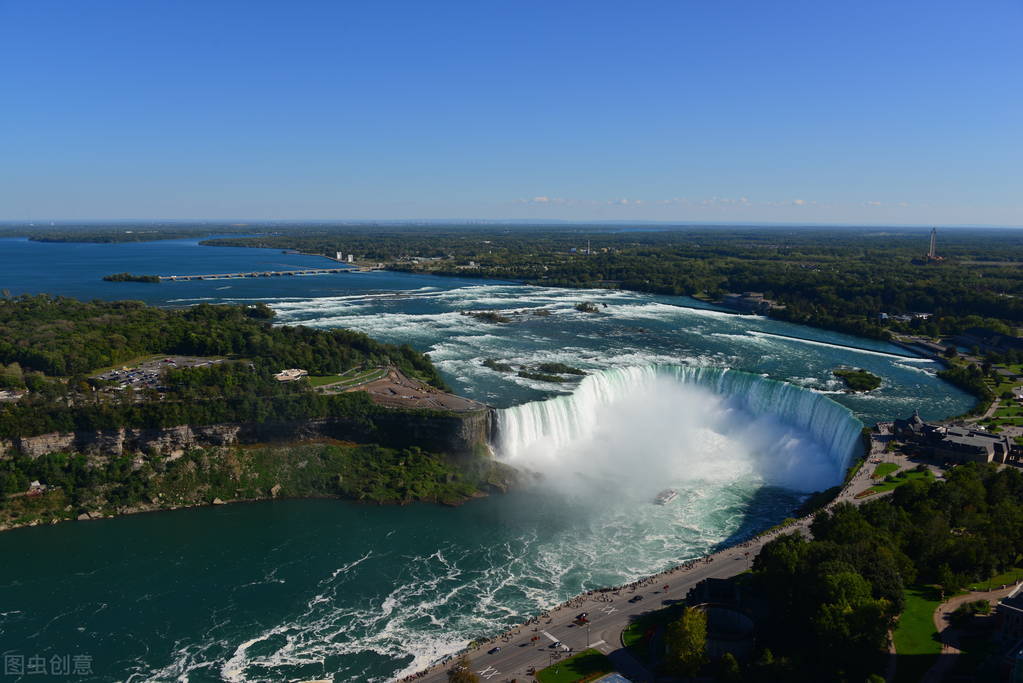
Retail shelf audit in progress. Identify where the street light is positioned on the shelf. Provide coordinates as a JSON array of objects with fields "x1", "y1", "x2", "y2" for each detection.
[{"x1": 586, "y1": 622, "x2": 590, "y2": 648}]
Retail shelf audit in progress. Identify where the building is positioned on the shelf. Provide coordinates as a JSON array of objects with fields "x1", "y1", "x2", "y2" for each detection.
[
  {"x1": 894, "y1": 409, "x2": 1015, "y2": 464},
  {"x1": 273, "y1": 368, "x2": 308, "y2": 382},
  {"x1": 926, "y1": 227, "x2": 943, "y2": 261},
  {"x1": 722, "y1": 292, "x2": 777, "y2": 314},
  {"x1": 1000, "y1": 586, "x2": 1023, "y2": 644}
]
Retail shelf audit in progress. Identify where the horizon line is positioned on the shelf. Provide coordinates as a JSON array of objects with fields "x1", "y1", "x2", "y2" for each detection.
[{"x1": 2, "y1": 218, "x2": 1023, "y2": 230}]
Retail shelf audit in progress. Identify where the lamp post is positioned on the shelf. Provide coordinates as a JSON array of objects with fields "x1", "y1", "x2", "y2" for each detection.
[{"x1": 586, "y1": 622, "x2": 590, "y2": 648}]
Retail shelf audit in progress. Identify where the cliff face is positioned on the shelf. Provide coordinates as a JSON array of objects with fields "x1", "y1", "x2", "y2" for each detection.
[{"x1": 0, "y1": 409, "x2": 493, "y2": 460}]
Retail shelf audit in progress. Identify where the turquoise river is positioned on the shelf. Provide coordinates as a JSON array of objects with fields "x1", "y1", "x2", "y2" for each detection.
[{"x1": 0, "y1": 237, "x2": 972, "y2": 682}]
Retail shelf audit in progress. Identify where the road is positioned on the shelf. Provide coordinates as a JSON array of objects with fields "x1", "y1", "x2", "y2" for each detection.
[{"x1": 405, "y1": 443, "x2": 887, "y2": 683}]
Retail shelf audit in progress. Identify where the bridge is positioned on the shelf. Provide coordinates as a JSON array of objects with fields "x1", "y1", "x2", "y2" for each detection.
[{"x1": 158, "y1": 266, "x2": 381, "y2": 281}]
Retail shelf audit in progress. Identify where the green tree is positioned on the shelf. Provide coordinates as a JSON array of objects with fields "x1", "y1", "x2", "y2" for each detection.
[
  {"x1": 717, "y1": 652, "x2": 742, "y2": 683},
  {"x1": 664, "y1": 606, "x2": 708, "y2": 678}
]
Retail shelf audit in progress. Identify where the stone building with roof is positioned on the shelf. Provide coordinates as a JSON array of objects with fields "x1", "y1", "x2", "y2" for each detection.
[{"x1": 893, "y1": 409, "x2": 1015, "y2": 464}]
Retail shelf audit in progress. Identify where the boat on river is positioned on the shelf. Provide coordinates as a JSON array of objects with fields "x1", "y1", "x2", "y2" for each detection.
[{"x1": 655, "y1": 489, "x2": 678, "y2": 505}]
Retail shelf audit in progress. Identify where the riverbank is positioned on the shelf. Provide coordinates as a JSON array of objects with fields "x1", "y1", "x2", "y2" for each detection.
[
  {"x1": 0, "y1": 440, "x2": 518, "y2": 533},
  {"x1": 406, "y1": 442, "x2": 882, "y2": 682}
]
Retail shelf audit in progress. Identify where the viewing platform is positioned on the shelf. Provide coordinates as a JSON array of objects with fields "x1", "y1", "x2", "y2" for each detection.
[{"x1": 158, "y1": 266, "x2": 381, "y2": 281}]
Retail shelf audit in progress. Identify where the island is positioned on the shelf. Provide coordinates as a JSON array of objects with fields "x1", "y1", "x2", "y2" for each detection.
[
  {"x1": 102, "y1": 272, "x2": 161, "y2": 283},
  {"x1": 833, "y1": 367, "x2": 882, "y2": 392}
]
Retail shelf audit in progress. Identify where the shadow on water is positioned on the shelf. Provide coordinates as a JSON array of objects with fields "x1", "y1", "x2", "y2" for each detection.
[{"x1": 713, "y1": 484, "x2": 810, "y2": 552}]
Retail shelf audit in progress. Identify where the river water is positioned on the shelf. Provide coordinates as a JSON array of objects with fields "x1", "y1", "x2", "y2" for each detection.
[{"x1": 0, "y1": 237, "x2": 971, "y2": 682}]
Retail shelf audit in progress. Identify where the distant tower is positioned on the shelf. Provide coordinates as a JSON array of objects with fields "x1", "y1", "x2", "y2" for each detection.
[
  {"x1": 336, "y1": 251, "x2": 343, "y2": 261},
  {"x1": 927, "y1": 228, "x2": 937, "y2": 260},
  {"x1": 347, "y1": 254, "x2": 354, "y2": 263},
  {"x1": 586, "y1": 239, "x2": 591, "y2": 255}
]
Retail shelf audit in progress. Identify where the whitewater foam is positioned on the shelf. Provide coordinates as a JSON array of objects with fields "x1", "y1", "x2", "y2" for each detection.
[{"x1": 495, "y1": 365, "x2": 863, "y2": 493}]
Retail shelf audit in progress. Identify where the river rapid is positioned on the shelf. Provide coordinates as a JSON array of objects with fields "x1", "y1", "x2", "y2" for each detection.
[{"x1": 0, "y1": 237, "x2": 972, "y2": 681}]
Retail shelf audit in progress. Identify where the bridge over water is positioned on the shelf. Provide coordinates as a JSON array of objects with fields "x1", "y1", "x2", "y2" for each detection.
[{"x1": 158, "y1": 266, "x2": 380, "y2": 281}]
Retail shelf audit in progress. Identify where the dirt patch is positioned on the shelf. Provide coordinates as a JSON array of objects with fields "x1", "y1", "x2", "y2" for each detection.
[{"x1": 349, "y1": 368, "x2": 487, "y2": 413}]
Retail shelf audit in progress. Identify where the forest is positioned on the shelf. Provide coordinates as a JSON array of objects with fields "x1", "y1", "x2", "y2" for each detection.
[
  {"x1": 0, "y1": 295, "x2": 448, "y2": 439},
  {"x1": 745, "y1": 462, "x2": 1023, "y2": 682}
]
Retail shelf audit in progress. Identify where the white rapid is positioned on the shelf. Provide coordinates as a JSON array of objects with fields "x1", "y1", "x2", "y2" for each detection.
[{"x1": 495, "y1": 365, "x2": 864, "y2": 494}]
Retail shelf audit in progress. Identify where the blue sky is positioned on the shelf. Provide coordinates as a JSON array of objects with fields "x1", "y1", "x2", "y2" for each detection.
[{"x1": 1, "y1": 0, "x2": 1020, "y2": 224}]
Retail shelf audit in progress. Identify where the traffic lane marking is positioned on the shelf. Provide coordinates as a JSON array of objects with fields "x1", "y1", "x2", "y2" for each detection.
[{"x1": 476, "y1": 665, "x2": 500, "y2": 679}]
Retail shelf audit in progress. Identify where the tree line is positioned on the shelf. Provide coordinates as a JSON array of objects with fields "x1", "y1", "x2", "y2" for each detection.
[{"x1": 746, "y1": 462, "x2": 1023, "y2": 681}]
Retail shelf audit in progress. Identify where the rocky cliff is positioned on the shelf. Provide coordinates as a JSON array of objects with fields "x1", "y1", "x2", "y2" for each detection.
[{"x1": 0, "y1": 408, "x2": 494, "y2": 460}]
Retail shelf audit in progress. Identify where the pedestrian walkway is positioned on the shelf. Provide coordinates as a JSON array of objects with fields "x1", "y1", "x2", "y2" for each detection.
[{"x1": 920, "y1": 583, "x2": 1019, "y2": 683}]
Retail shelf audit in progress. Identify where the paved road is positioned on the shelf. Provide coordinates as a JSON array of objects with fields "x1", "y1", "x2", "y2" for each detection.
[
  {"x1": 404, "y1": 435, "x2": 888, "y2": 683},
  {"x1": 409, "y1": 551, "x2": 757, "y2": 683}
]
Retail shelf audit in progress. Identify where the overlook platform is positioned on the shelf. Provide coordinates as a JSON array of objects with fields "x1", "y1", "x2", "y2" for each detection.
[{"x1": 338, "y1": 368, "x2": 487, "y2": 413}]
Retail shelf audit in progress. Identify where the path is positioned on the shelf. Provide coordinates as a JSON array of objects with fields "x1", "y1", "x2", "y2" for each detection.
[{"x1": 920, "y1": 584, "x2": 1019, "y2": 683}]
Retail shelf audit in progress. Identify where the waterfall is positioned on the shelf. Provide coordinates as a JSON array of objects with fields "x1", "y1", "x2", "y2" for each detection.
[{"x1": 494, "y1": 365, "x2": 863, "y2": 491}]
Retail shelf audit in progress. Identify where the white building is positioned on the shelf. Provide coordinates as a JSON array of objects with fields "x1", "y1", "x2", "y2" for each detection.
[{"x1": 274, "y1": 368, "x2": 308, "y2": 382}]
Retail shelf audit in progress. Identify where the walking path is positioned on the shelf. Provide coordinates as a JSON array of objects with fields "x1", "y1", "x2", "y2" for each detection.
[
  {"x1": 920, "y1": 584, "x2": 1019, "y2": 683},
  {"x1": 401, "y1": 435, "x2": 887, "y2": 683}
]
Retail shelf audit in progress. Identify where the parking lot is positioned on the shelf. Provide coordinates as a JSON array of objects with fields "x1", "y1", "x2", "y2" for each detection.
[{"x1": 92, "y1": 356, "x2": 224, "y2": 391}]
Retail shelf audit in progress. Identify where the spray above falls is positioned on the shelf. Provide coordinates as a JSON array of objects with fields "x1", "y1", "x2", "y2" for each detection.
[{"x1": 494, "y1": 365, "x2": 864, "y2": 495}]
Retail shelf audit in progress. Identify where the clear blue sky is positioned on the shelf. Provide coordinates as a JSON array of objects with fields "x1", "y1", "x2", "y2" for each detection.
[{"x1": 1, "y1": 0, "x2": 1020, "y2": 225}]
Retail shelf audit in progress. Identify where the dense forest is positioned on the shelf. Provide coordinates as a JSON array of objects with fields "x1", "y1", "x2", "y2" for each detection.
[
  {"x1": 0, "y1": 295, "x2": 448, "y2": 439},
  {"x1": 746, "y1": 463, "x2": 1023, "y2": 681}
]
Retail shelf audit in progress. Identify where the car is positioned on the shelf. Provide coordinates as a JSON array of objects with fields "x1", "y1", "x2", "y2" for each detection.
[
  {"x1": 550, "y1": 641, "x2": 562, "y2": 649},
  {"x1": 487, "y1": 647, "x2": 501, "y2": 655},
  {"x1": 629, "y1": 595, "x2": 644, "y2": 603},
  {"x1": 576, "y1": 612, "x2": 589, "y2": 620}
]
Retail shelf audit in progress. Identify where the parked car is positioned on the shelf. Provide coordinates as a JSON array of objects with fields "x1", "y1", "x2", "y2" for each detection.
[{"x1": 487, "y1": 647, "x2": 501, "y2": 655}]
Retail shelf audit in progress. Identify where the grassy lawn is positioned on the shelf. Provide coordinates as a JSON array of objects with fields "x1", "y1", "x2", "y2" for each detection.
[
  {"x1": 871, "y1": 462, "x2": 899, "y2": 479},
  {"x1": 892, "y1": 585, "x2": 943, "y2": 683},
  {"x1": 868, "y1": 468, "x2": 933, "y2": 494},
  {"x1": 994, "y1": 405, "x2": 1023, "y2": 418},
  {"x1": 307, "y1": 374, "x2": 345, "y2": 387},
  {"x1": 969, "y1": 566, "x2": 1023, "y2": 591},
  {"x1": 309, "y1": 367, "x2": 387, "y2": 389},
  {"x1": 893, "y1": 586, "x2": 942, "y2": 656},
  {"x1": 536, "y1": 649, "x2": 614, "y2": 683},
  {"x1": 621, "y1": 605, "x2": 681, "y2": 665},
  {"x1": 335, "y1": 367, "x2": 387, "y2": 386}
]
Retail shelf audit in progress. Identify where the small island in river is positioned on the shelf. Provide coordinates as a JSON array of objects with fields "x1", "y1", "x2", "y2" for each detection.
[{"x1": 833, "y1": 367, "x2": 882, "y2": 392}]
